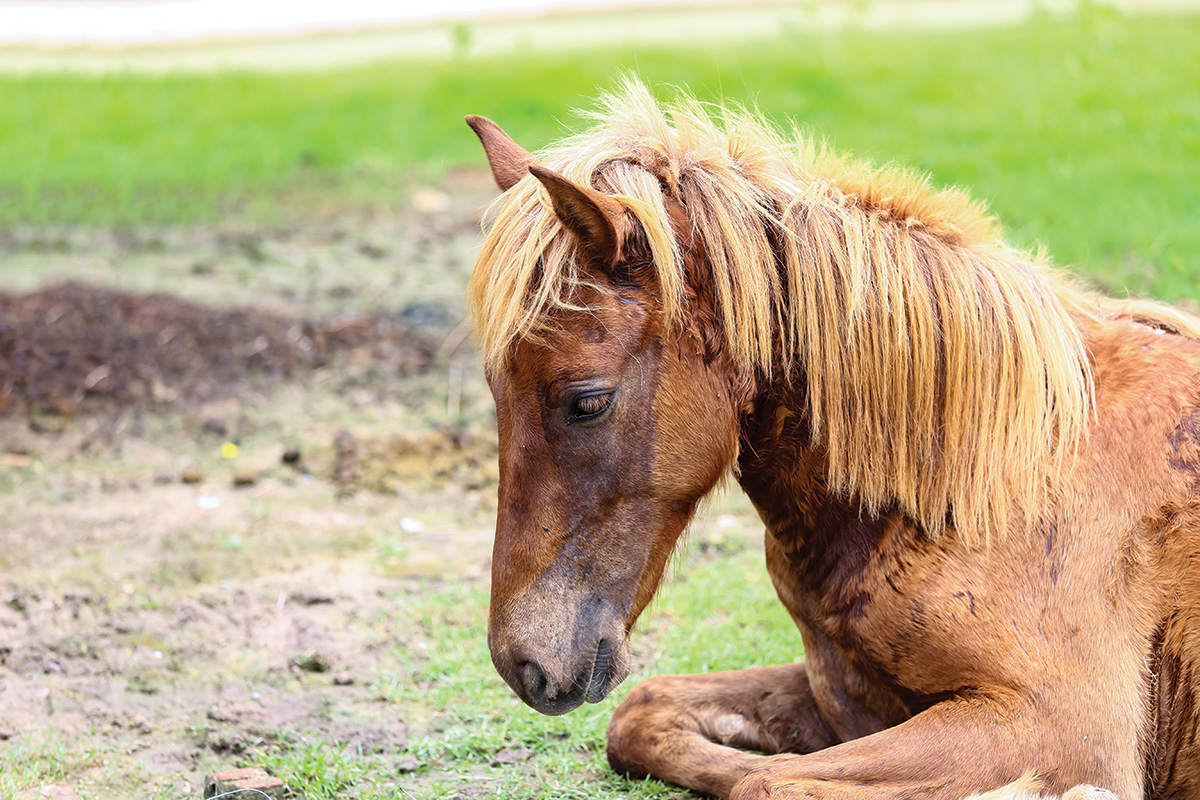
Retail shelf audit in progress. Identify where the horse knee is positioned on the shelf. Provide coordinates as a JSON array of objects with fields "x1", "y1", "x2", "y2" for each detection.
[
  {"x1": 729, "y1": 765, "x2": 791, "y2": 800},
  {"x1": 606, "y1": 693, "x2": 651, "y2": 778},
  {"x1": 606, "y1": 731, "x2": 651, "y2": 780},
  {"x1": 610, "y1": 674, "x2": 687, "y2": 729},
  {"x1": 606, "y1": 677, "x2": 677, "y2": 777}
]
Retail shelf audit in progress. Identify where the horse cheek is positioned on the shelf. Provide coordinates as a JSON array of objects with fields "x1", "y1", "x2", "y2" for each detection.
[{"x1": 651, "y1": 345, "x2": 741, "y2": 501}]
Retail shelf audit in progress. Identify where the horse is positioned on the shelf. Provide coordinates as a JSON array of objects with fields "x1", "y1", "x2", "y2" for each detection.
[{"x1": 464, "y1": 78, "x2": 1200, "y2": 799}]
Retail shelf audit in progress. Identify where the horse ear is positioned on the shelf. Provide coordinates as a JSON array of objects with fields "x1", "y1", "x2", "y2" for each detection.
[
  {"x1": 465, "y1": 115, "x2": 533, "y2": 192},
  {"x1": 529, "y1": 164, "x2": 624, "y2": 267}
]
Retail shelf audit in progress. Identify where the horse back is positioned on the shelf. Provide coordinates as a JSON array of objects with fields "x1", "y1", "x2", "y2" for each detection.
[{"x1": 1083, "y1": 316, "x2": 1200, "y2": 798}]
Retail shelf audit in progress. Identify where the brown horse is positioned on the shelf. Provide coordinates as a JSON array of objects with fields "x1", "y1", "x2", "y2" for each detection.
[{"x1": 465, "y1": 79, "x2": 1200, "y2": 799}]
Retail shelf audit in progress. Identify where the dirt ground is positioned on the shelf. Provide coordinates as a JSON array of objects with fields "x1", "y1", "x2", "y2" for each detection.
[{"x1": 0, "y1": 175, "x2": 517, "y2": 798}]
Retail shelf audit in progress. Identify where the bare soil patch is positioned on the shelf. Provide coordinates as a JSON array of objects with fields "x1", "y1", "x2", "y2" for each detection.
[
  {"x1": 0, "y1": 281, "x2": 439, "y2": 417},
  {"x1": 0, "y1": 178, "x2": 760, "y2": 800},
  {"x1": 0, "y1": 185, "x2": 504, "y2": 798}
]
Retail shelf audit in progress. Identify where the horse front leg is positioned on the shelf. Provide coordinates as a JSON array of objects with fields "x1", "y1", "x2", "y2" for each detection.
[
  {"x1": 727, "y1": 692, "x2": 1131, "y2": 800},
  {"x1": 606, "y1": 662, "x2": 840, "y2": 798}
]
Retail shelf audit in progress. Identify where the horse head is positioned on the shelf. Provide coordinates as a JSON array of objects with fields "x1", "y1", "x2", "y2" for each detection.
[{"x1": 467, "y1": 116, "x2": 745, "y2": 715}]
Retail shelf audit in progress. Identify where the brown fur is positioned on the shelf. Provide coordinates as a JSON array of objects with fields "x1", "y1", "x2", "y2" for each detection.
[
  {"x1": 467, "y1": 80, "x2": 1200, "y2": 799},
  {"x1": 964, "y1": 774, "x2": 1118, "y2": 800}
]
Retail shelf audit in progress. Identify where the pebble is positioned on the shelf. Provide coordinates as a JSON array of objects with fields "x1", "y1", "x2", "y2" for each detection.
[
  {"x1": 201, "y1": 418, "x2": 228, "y2": 437},
  {"x1": 232, "y1": 470, "x2": 258, "y2": 487}
]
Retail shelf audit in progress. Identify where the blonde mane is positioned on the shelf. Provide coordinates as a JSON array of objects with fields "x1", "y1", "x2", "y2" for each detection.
[{"x1": 468, "y1": 78, "x2": 1194, "y2": 545}]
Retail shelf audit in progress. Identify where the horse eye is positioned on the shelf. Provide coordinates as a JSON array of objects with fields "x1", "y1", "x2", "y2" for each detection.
[{"x1": 568, "y1": 392, "x2": 614, "y2": 423}]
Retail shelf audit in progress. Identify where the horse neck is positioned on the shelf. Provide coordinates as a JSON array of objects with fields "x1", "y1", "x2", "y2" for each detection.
[
  {"x1": 729, "y1": 182, "x2": 1096, "y2": 548},
  {"x1": 733, "y1": 378, "x2": 906, "y2": 594},
  {"x1": 734, "y1": 373, "x2": 837, "y2": 529}
]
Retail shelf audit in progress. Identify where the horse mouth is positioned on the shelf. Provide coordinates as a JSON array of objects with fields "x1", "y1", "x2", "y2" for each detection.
[
  {"x1": 583, "y1": 637, "x2": 615, "y2": 704},
  {"x1": 509, "y1": 635, "x2": 628, "y2": 716}
]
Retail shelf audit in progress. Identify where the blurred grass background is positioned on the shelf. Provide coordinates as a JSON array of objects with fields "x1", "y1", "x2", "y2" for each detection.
[{"x1": 2, "y1": 6, "x2": 1198, "y2": 303}]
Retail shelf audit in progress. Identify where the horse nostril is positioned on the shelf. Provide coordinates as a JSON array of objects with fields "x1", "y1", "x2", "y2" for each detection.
[{"x1": 517, "y1": 660, "x2": 549, "y2": 705}]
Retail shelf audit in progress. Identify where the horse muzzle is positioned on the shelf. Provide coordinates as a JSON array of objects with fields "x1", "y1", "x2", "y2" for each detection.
[{"x1": 489, "y1": 603, "x2": 632, "y2": 716}]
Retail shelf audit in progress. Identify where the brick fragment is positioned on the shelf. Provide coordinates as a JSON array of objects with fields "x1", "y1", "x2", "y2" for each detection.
[{"x1": 203, "y1": 766, "x2": 287, "y2": 799}]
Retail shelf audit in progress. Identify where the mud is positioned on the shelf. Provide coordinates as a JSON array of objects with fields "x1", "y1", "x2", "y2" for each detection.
[{"x1": 0, "y1": 281, "x2": 439, "y2": 417}]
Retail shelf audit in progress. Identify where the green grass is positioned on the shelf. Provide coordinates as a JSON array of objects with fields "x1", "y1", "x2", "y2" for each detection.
[
  {"x1": 2, "y1": 7, "x2": 1199, "y2": 302},
  {"x1": 0, "y1": 734, "x2": 104, "y2": 793},
  {"x1": 0, "y1": 732, "x2": 181, "y2": 800},
  {"x1": 247, "y1": 533, "x2": 794, "y2": 799}
]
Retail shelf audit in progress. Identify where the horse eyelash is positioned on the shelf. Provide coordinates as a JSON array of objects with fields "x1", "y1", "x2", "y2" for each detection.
[{"x1": 575, "y1": 392, "x2": 614, "y2": 417}]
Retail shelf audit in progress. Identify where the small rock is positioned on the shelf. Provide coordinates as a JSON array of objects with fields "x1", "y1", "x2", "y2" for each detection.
[
  {"x1": 357, "y1": 241, "x2": 388, "y2": 259},
  {"x1": 181, "y1": 467, "x2": 204, "y2": 484},
  {"x1": 288, "y1": 589, "x2": 333, "y2": 606},
  {"x1": 332, "y1": 673, "x2": 355, "y2": 686},
  {"x1": 206, "y1": 702, "x2": 244, "y2": 724},
  {"x1": 232, "y1": 470, "x2": 258, "y2": 488},
  {"x1": 281, "y1": 447, "x2": 302, "y2": 465},
  {"x1": 124, "y1": 714, "x2": 152, "y2": 735},
  {"x1": 29, "y1": 416, "x2": 68, "y2": 434},
  {"x1": 396, "y1": 755, "x2": 421, "y2": 773},
  {"x1": 491, "y1": 747, "x2": 535, "y2": 766}
]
